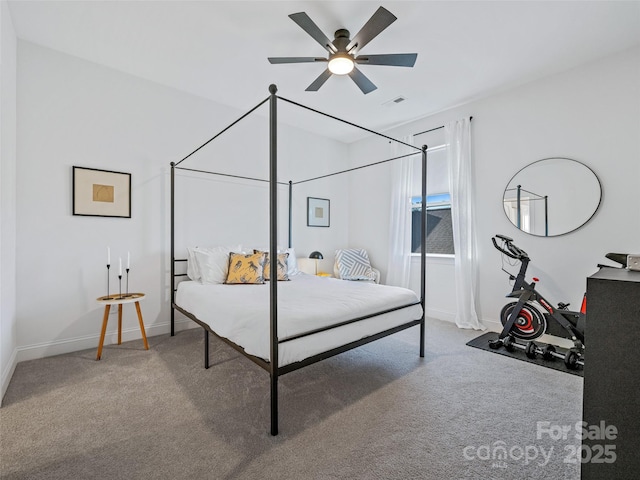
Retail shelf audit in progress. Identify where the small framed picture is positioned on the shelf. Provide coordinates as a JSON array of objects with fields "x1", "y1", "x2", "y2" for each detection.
[
  {"x1": 72, "y1": 166, "x2": 131, "y2": 218},
  {"x1": 307, "y1": 197, "x2": 330, "y2": 227}
]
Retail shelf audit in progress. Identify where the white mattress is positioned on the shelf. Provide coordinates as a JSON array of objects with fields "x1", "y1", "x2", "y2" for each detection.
[{"x1": 175, "y1": 273, "x2": 423, "y2": 367}]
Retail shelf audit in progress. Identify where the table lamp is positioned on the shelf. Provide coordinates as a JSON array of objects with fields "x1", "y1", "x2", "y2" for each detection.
[{"x1": 309, "y1": 251, "x2": 323, "y2": 275}]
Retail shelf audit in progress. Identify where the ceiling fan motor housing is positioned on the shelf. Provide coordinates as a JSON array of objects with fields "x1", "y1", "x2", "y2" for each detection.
[{"x1": 333, "y1": 29, "x2": 351, "y2": 51}]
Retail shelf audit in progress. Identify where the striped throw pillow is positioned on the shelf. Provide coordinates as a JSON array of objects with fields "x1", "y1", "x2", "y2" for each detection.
[{"x1": 335, "y1": 249, "x2": 376, "y2": 281}]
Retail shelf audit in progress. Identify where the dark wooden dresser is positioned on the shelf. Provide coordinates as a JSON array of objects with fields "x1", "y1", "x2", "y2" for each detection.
[{"x1": 582, "y1": 267, "x2": 640, "y2": 479}]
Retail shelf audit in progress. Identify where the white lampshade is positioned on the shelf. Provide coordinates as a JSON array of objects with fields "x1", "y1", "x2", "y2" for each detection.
[{"x1": 328, "y1": 55, "x2": 354, "y2": 75}]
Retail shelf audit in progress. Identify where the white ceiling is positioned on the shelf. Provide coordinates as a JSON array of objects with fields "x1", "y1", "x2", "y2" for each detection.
[{"x1": 8, "y1": 1, "x2": 640, "y2": 142}]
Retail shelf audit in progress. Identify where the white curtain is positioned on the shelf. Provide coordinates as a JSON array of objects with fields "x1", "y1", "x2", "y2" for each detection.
[
  {"x1": 386, "y1": 136, "x2": 414, "y2": 288},
  {"x1": 446, "y1": 119, "x2": 484, "y2": 330}
]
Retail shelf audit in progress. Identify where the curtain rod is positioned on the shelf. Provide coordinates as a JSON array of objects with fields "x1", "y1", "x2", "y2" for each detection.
[{"x1": 414, "y1": 116, "x2": 473, "y2": 138}]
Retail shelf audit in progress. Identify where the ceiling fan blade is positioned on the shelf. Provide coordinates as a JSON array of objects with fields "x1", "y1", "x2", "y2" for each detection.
[
  {"x1": 348, "y1": 67, "x2": 377, "y2": 94},
  {"x1": 306, "y1": 69, "x2": 333, "y2": 92},
  {"x1": 289, "y1": 12, "x2": 336, "y2": 54},
  {"x1": 268, "y1": 57, "x2": 327, "y2": 64},
  {"x1": 346, "y1": 6, "x2": 397, "y2": 55},
  {"x1": 355, "y1": 53, "x2": 417, "y2": 67}
]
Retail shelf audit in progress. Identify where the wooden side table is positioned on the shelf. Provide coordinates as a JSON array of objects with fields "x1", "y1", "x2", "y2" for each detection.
[{"x1": 95, "y1": 293, "x2": 149, "y2": 360}]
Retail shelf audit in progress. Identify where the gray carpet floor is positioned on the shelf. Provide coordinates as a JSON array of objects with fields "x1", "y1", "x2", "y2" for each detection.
[{"x1": 1, "y1": 318, "x2": 582, "y2": 479}]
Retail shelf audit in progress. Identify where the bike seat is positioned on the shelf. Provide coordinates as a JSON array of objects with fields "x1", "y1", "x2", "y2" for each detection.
[{"x1": 605, "y1": 253, "x2": 628, "y2": 268}]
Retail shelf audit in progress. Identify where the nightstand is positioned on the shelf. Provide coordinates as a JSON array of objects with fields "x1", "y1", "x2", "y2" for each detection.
[{"x1": 95, "y1": 293, "x2": 149, "y2": 360}]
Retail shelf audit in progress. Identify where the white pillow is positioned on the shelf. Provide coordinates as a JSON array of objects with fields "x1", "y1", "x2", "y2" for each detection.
[
  {"x1": 285, "y1": 247, "x2": 300, "y2": 276},
  {"x1": 186, "y1": 247, "x2": 200, "y2": 281},
  {"x1": 335, "y1": 249, "x2": 376, "y2": 281},
  {"x1": 187, "y1": 245, "x2": 240, "y2": 283}
]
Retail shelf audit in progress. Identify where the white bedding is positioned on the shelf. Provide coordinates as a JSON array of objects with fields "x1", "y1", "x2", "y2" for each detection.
[{"x1": 175, "y1": 273, "x2": 423, "y2": 367}]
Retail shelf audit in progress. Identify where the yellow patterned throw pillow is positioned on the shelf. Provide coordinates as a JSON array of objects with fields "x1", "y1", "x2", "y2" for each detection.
[
  {"x1": 225, "y1": 252, "x2": 266, "y2": 284},
  {"x1": 254, "y1": 250, "x2": 289, "y2": 281}
]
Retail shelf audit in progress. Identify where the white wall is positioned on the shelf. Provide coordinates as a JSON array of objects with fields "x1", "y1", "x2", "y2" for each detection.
[
  {"x1": 15, "y1": 41, "x2": 348, "y2": 362},
  {"x1": 1, "y1": 0, "x2": 18, "y2": 403},
  {"x1": 7, "y1": 37, "x2": 640, "y2": 376},
  {"x1": 349, "y1": 46, "x2": 640, "y2": 331}
]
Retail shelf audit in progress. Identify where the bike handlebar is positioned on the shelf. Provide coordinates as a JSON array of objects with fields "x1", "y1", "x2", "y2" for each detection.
[
  {"x1": 492, "y1": 235, "x2": 529, "y2": 260},
  {"x1": 495, "y1": 234, "x2": 513, "y2": 243}
]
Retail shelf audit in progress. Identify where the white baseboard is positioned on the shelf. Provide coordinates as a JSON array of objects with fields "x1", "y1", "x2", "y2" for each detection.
[
  {"x1": 429, "y1": 313, "x2": 501, "y2": 335},
  {"x1": 481, "y1": 318, "x2": 502, "y2": 332},
  {"x1": 16, "y1": 318, "x2": 197, "y2": 363},
  {"x1": 426, "y1": 308, "x2": 456, "y2": 323},
  {"x1": 1, "y1": 347, "x2": 18, "y2": 406}
]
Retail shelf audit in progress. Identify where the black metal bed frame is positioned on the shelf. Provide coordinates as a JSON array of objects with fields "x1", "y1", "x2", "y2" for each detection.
[{"x1": 170, "y1": 84, "x2": 428, "y2": 435}]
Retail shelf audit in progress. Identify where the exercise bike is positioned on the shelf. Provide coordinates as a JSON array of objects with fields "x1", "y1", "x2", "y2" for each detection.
[{"x1": 490, "y1": 234, "x2": 587, "y2": 369}]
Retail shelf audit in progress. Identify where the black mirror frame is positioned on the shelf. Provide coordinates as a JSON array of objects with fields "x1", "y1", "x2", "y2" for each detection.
[{"x1": 502, "y1": 157, "x2": 603, "y2": 237}]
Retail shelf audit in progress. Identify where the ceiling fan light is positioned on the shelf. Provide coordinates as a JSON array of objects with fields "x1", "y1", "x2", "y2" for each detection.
[{"x1": 328, "y1": 55, "x2": 354, "y2": 75}]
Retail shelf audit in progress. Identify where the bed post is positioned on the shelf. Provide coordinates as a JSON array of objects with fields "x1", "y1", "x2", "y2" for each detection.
[
  {"x1": 269, "y1": 84, "x2": 279, "y2": 436},
  {"x1": 204, "y1": 330, "x2": 210, "y2": 369},
  {"x1": 288, "y1": 180, "x2": 293, "y2": 248},
  {"x1": 170, "y1": 161, "x2": 176, "y2": 337},
  {"x1": 420, "y1": 145, "x2": 428, "y2": 358}
]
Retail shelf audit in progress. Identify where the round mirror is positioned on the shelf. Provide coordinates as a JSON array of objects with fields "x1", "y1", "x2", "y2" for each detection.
[{"x1": 503, "y1": 157, "x2": 602, "y2": 237}]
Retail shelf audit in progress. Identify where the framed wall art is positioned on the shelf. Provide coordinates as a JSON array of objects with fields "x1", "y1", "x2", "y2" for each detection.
[
  {"x1": 72, "y1": 166, "x2": 131, "y2": 218},
  {"x1": 307, "y1": 197, "x2": 330, "y2": 227}
]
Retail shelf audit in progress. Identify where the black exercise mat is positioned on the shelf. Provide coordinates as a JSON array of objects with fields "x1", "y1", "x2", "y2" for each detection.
[{"x1": 466, "y1": 332, "x2": 583, "y2": 377}]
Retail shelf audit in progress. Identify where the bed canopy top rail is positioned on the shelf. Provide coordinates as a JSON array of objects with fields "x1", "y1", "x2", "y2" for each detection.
[
  {"x1": 292, "y1": 151, "x2": 419, "y2": 185},
  {"x1": 173, "y1": 150, "x2": 421, "y2": 186},
  {"x1": 170, "y1": 84, "x2": 428, "y2": 435},
  {"x1": 276, "y1": 95, "x2": 420, "y2": 152},
  {"x1": 174, "y1": 97, "x2": 270, "y2": 168},
  {"x1": 170, "y1": 93, "x2": 421, "y2": 185},
  {"x1": 173, "y1": 165, "x2": 290, "y2": 186}
]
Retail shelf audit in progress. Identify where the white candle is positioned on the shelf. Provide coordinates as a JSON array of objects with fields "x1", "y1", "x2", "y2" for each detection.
[
  {"x1": 107, "y1": 247, "x2": 111, "y2": 265},
  {"x1": 119, "y1": 258, "x2": 122, "y2": 276},
  {"x1": 127, "y1": 252, "x2": 130, "y2": 269}
]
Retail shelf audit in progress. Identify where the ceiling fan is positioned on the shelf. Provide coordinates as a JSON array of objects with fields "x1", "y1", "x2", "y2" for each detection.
[{"x1": 268, "y1": 6, "x2": 417, "y2": 94}]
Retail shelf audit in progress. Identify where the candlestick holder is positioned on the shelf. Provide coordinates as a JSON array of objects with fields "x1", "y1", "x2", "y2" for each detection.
[
  {"x1": 118, "y1": 274, "x2": 123, "y2": 300},
  {"x1": 105, "y1": 264, "x2": 115, "y2": 300},
  {"x1": 126, "y1": 268, "x2": 130, "y2": 296}
]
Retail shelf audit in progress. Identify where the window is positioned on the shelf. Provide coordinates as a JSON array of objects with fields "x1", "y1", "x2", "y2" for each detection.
[
  {"x1": 407, "y1": 132, "x2": 453, "y2": 255},
  {"x1": 411, "y1": 194, "x2": 454, "y2": 255}
]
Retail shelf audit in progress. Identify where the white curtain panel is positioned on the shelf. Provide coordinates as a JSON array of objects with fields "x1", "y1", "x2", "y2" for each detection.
[
  {"x1": 446, "y1": 119, "x2": 484, "y2": 330},
  {"x1": 386, "y1": 136, "x2": 415, "y2": 288}
]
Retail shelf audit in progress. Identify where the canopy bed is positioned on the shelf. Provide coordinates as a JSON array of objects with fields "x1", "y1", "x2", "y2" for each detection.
[{"x1": 170, "y1": 85, "x2": 428, "y2": 435}]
